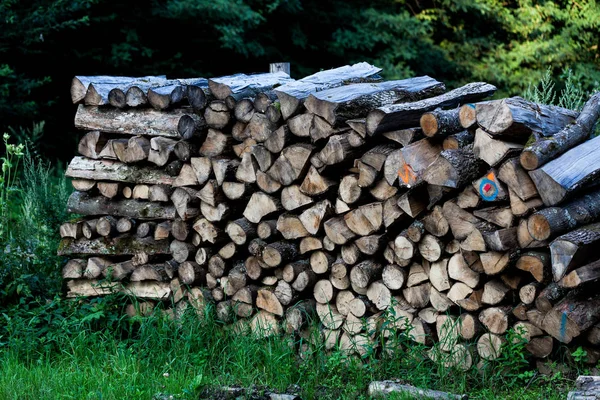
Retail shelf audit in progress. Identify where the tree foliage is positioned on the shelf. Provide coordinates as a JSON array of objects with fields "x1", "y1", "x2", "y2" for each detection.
[{"x1": 1, "y1": 0, "x2": 598, "y2": 159}]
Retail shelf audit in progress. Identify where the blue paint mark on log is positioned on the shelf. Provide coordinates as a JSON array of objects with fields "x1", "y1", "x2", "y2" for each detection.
[
  {"x1": 479, "y1": 178, "x2": 498, "y2": 201},
  {"x1": 560, "y1": 312, "x2": 568, "y2": 342}
]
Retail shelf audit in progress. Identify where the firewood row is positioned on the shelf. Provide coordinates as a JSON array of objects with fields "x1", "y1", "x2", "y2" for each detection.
[{"x1": 60, "y1": 63, "x2": 600, "y2": 366}]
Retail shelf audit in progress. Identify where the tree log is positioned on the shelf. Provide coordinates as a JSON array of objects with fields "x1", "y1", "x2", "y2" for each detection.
[
  {"x1": 520, "y1": 92, "x2": 600, "y2": 170},
  {"x1": 550, "y1": 222, "x2": 600, "y2": 281},
  {"x1": 366, "y1": 82, "x2": 496, "y2": 135}
]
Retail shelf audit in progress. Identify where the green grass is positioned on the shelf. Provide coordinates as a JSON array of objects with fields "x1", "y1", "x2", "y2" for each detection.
[{"x1": 0, "y1": 296, "x2": 576, "y2": 400}]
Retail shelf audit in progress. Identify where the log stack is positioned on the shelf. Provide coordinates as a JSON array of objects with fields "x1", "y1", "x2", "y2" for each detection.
[{"x1": 60, "y1": 63, "x2": 600, "y2": 367}]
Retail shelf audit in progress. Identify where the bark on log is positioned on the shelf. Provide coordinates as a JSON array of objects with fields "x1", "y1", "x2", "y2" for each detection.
[
  {"x1": 520, "y1": 92, "x2": 600, "y2": 170},
  {"x1": 208, "y1": 71, "x2": 293, "y2": 101},
  {"x1": 529, "y1": 134, "x2": 600, "y2": 206},
  {"x1": 366, "y1": 82, "x2": 497, "y2": 135},
  {"x1": 527, "y1": 189, "x2": 600, "y2": 241},
  {"x1": 66, "y1": 157, "x2": 174, "y2": 185},
  {"x1": 305, "y1": 76, "x2": 444, "y2": 126},
  {"x1": 423, "y1": 145, "x2": 486, "y2": 189},
  {"x1": 274, "y1": 62, "x2": 381, "y2": 119},
  {"x1": 420, "y1": 108, "x2": 463, "y2": 138},
  {"x1": 67, "y1": 191, "x2": 176, "y2": 220},
  {"x1": 550, "y1": 222, "x2": 600, "y2": 281},
  {"x1": 58, "y1": 236, "x2": 169, "y2": 256},
  {"x1": 476, "y1": 96, "x2": 578, "y2": 139}
]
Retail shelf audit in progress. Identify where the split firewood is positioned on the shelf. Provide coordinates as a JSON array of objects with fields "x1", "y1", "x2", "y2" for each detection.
[
  {"x1": 517, "y1": 218, "x2": 548, "y2": 249},
  {"x1": 384, "y1": 139, "x2": 441, "y2": 188},
  {"x1": 324, "y1": 216, "x2": 356, "y2": 245},
  {"x1": 267, "y1": 143, "x2": 314, "y2": 185},
  {"x1": 473, "y1": 129, "x2": 523, "y2": 167},
  {"x1": 483, "y1": 228, "x2": 518, "y2": 251},
  {"x1": 368, "y1": 281, "x2": 393, "y2": 310},
  {"x1": 193, "y1": 217, "x2": 225, "y2": 244},
  {"x1": 550, "y1": 222, "x2": 600, "y2": 281},
  {"x1": 481, "y1": 279, "x2": 511, "y2": 306},
  {"x1": 277, "y1": 214, "x2": 310, "y2": 239},
  {"x1": 243, "y1": 113, "x2": 277, "y2": 143},
  {"x1": 423, "y1": 145, "x2": 486, "y2": 189},
  {"x1": 403, "y1": 282, "x2": 431, "y2": 309},
  {"x1": 448, "y1": 253, "x2": 479, "y2": 288},
  {"x1": 407, "y1": 263, "x2": 429, "y2": 287},
  {"x1": 508, "y1": 189, "x2": 543, "y2": 218},
  {"x1": 344, "y1": 202, "x2": 383, "y2": 236},
  {"x1": 355, "y1": 235, "x2": 384, "y2": 255},
  {"x1": 542, "y1": 291, "x2": 600, "y2": 344},
  {"x1": 243, "y1": 192, "x2": 282, "y2": 223},
  {"x1": 397, "y1": 186, "x2": 428, "y2": 218},
  {"x1": 520, "y1": 92, "x2": 600, "y2": 170},
  {"x1": 367, "y1": 82, "x2": 496, "y2": 135},
  {"x1": 529, "y1": 134, "x2": 600, "y2": 206}
]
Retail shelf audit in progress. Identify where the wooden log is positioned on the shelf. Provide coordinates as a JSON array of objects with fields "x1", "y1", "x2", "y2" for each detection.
[
  {"x1": 262, "y1": 241, "x2": 299, "y2": 268},
  {"x1": 529, "y1": 134, "x2": 600, "y2": 206},
  {"x1": 62, "y1": 259, "x2": 85, "y2": 279},
  {"x1": 447, "y1": 282, "x2": 473, "y2": 304},
  {"x1": 443, "y1": 130, "x2": 474, "y2": 150},
  {"x1": 243, "y1": 192, "x2": 282, "y2": 224},
  {"x1": 474, "y1": 206, "x2": 514, "y2": 229},
  {"x1": 267, "y1": 143, "x2": 314, "y2": 185},
  {"x1": 479, "y1": 306, "x2": 511, "y2": 334},
  {"x1": 448, "y1": 253, "x2": 479, "y2": 288},
  {"x1": 344, "y1": 202, "x2": 383, "y2": 236},
  {"x1": 74, "y1": 105, "x2": 199, "y2": 138},
  {"x1": 477, "y1": 333, "x2": 504, "y2": 360},
  {"x1": 339, "y1": 175, "x2": 361, "y2": 205},
  {"x1": 305, "y1": 76, "x2": 445, "y2": 126},
  {"x1": 366, "y1": 82, "x2": 497, "y2": 135},
  {"x1": 384, "y1": 139, "x2": 441, "y2": 188},
  {"x1": 324, "y1": 216, "x2": 356, "y2": 245},
  {"x1": 520, "y1": 92, "x2": 600, "y2": 170},
  {"x1": 199, "y1": 129, "x2": 232, "y2": 157},
  {"x1": 58, "y1": 236, "x2": 169, "y2": 256},
  {"x1": 368, "y1": 381, "x2": 467, "y2": 400},
  {"x1": 208, "y1": 71, "x2": 293, "y2": 101},
  {"x1": 355, "y1": 234, "x2": 384, "y2": 255},
  {"x1": 350, "y1": 260, "x2": 382, "y2": 289},
  {"x1": 243, "y1": 113, "x2": 277, "y2": 143},
  {"x1": 517, "y1": 218, "x2": 548, "y2": 249},
  {"x1": 222, "y1": 182, "x2": 248, "y2": 200},
  {"x1": 274, "y1": 62, "x2": 381, "y2": 119},
  {"x1": 473, "y1": 129, "x2": 523, "y2": 167},
  {"x1": 527, "y1": 189, "x2": 600, "y2": 241},
  {"x1": 550, "y1": 222, "x2": 600, "y2": 281},
  {"x1": 420, "y1": 108, "x2": 463, "y2": 138},
  {"x1": 154, "y1": 221, "x2": 172, "y2": 241},
  {"x1": 542, "y1": 292, "x2": 600, "y2": 343},
  {"x1": 560, "y1": 259, "x2": 600, "y2": 288},
  {"x1": 476, "y1": 97, "x2": 578, "y2": 139},
  {"x1": 67, "y1": 157, "x2": 175, "y2": 186},
  {"x1": 171, "y1": 187, "x2": 200, "y2": 221},
  {"x1": 225, "y1": 218, "x2": 256, "y2": 245},
  {"x1": 192, "y1": 218, "x2": 225, "y2": 245},
  {"x1": 397, "y1": 186, "x2": 428, "y2": 218},
  {"x1": 509, "y1": 189, "x2": 543, "y2": 217},
  {"x1": 300, "y1": 166, "x2": 336, "y2": 196},
  {"x1": 423, "y1": 145, "x2": 486, "y2": 189},
  {"x1": 418, "y1": 234, "x2": 443, "y2": 262}
]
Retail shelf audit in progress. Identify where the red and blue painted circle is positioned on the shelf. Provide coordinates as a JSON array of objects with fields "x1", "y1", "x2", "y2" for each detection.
[{"x1": 479, "y1": 178, "x2": 498, "y2": 201}]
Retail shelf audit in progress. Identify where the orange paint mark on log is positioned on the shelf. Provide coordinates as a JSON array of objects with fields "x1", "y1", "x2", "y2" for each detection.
[{"x1": 398, "y1": 164, "x2": 417, "y2": 185}]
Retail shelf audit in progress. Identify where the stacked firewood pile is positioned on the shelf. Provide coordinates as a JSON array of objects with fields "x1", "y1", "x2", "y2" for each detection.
[{"x1": 59, "y1": 62, "x2": 600, "y2": 368}]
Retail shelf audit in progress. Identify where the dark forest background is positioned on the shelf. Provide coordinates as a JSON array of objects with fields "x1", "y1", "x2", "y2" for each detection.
[{"x1": 1, "y1": 0, "x2": 599, "y2": 161}]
